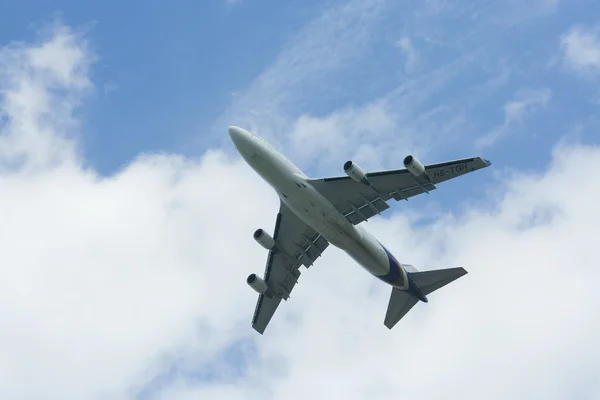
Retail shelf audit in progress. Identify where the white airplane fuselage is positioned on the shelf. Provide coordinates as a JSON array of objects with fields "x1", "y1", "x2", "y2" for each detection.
[{"x1": 229, "y1": 126, "x2": 424, "y2": 297}]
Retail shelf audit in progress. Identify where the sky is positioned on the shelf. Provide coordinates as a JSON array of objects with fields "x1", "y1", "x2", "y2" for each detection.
[{"x1": 0, "y1": 0, "x2": 599, "y2": 399}]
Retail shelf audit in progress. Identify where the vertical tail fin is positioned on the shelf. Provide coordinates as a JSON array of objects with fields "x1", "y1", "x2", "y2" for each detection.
[
  {"x1": 383, "y1": 267, "x2": 467, "y2": 330},
  {"x1": 384, "y1": 288, "x2": 419, "y2": 329}
]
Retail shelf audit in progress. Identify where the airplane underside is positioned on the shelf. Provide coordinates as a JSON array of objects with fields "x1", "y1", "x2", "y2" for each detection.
[{"x1": 228, "y1": 125, "x2": 491, "y2": 334}]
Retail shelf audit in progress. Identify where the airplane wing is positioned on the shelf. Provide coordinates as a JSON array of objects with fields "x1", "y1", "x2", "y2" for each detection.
[
  {"x1": 308, "y1": 157, "x2": 491, "y2": 225},
  {"x1": 250, "y1": 202, "x2": 330, "y2": 334}
]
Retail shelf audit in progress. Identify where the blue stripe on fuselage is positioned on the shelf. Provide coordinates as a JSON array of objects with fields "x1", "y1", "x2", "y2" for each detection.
[
  {"x1": 380, "y1": 244, "x2": 428, "y2": 303},
  {"x1": 378, "y1": 244, "x2": 405, "y2": 286}
]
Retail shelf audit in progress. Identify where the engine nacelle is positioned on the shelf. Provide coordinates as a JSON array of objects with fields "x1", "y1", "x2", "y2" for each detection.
[
  {"x1": 403, "y1": 155, "x2": 426, "y2": 177},
  {"x1": 343, "y1": 160, "x2": 368, "y2": 184},
  {"x1": 247, "y1": 273, "x2": 268, "y2": 294},
  {"x1": 253, "y1": 228, "x2": 275, "y2": 250}
]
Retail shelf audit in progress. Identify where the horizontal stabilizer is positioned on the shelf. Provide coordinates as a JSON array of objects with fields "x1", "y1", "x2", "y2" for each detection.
[
  {"x1": 409, "y1": 267, "x2": 467, "y2": 296},
  {"x1": 383, "y1": 267, "x2": 467, "y2": 330},
  {"x1": 384, "y1": 288, "x2": 419, "y2": 329}
]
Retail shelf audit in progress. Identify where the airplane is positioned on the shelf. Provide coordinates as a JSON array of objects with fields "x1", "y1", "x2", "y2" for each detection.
[{"x1": 228, "y1": 126, "x2": 491, "y2": 334}]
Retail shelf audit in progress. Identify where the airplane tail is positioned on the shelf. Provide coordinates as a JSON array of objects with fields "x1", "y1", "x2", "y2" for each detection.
[{"x1": 384, "y1": 267, "x2": 467, "y2": 329}]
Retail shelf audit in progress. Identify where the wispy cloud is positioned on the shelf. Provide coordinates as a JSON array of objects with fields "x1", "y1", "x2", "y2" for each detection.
[
  {"x1": 396, "y1": 37, "x2": 419, "y2": 74},
  {"x1": 211, "y1": 0, "x2": 387, "y2": 141},
  {"x1": 281, "y1": 47, "x2": 507, "y2": 174},
  {"x1": 213, "y1": 0, "x2": 565, "y2": 178},
  {"x1": 476, "y1": 88, "x2": 552, "y2": 149},
  {"x1": 284, "y1": 50, "x2": 488, "y2": 173}
]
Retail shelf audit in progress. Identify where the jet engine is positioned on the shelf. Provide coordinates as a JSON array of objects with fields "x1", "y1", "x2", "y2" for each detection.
[
  {"x1": 247, "y1": 273, "x2": 268, "y2": 294},
  {"x1": 344, "y1": 160, "x2": 368, "y2": 183},
  {"x1": 254, "y1": 228, "x2": 275, "y2": 250},
  {"x1": 403, "y1": 155, "x2": 425, "y2": 177}
]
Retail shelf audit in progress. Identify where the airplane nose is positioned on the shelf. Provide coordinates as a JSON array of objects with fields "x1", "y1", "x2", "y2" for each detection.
[
  {"x1": 228, "y1": 125, "x2": 244, "y2": 141},
  {"x1": 229, "y1": 125, "x2": 249, "y2": 146},
  {"x1": 228, "y1": 126, "x2": 256, "y2": 158}
]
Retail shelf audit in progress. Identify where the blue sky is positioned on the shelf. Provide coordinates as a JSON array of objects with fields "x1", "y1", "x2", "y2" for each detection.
[
  {"x1": 1, "y1": 1, "x2": 600, "y2": 399},
  {"x1": 2, "y1": 0, "x2": 597, "y2": 179},
  {"x1": 0, "y1": 0, "x2": 326, "y2": 172}
]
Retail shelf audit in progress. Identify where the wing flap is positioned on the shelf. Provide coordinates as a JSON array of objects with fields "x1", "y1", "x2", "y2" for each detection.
[
  {"x1": 344, "y1": 196, "x2": 390, "y2": 225},
  {"x1": 388, "y1": 182, "x2": 436, "y2": 201},
  {"x1": 308, "y1": 156, "x2": 491, "y2": 225}
]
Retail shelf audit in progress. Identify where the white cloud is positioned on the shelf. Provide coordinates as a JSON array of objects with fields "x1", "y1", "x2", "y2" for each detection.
[
  {"x1": 476, "y1": 88, "x2": 551, "y2": 148},
  {"x1": 0, "y1": 23, "x2": 91, "y2": 171},
  {"x1": 0, "y1": 22, "x2": 278, "y2": 399},
  {"x1": 153, "y1": 139, "x2": 600, "y2": 400},
  {"x1": 283, "y1": 53, "x2": 500, "y2": 175},
  {"x1": 503, "y1": 88, "x2": 552, "y2": 126},
  {"x1": 560, "y1": 25, "x2": 600, "y2": 74},
  {"x1": 288, "y1": 101, "x2": 398, "y2": 173},
  {"x1": 396, "y1": 36, "x2": 419, "y2": 73},
  {"x1": 2, "y1": 18, "x2": 599, "y2": 400}
]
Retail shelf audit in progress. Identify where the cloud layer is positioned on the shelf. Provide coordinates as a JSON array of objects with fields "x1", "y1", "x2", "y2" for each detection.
[
  {"x1": 1, "y1": 14, "x2": 599, "y2": 400},
  {"x1": 561, "y1": 25, "x2": 600, "y2": 74}
]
